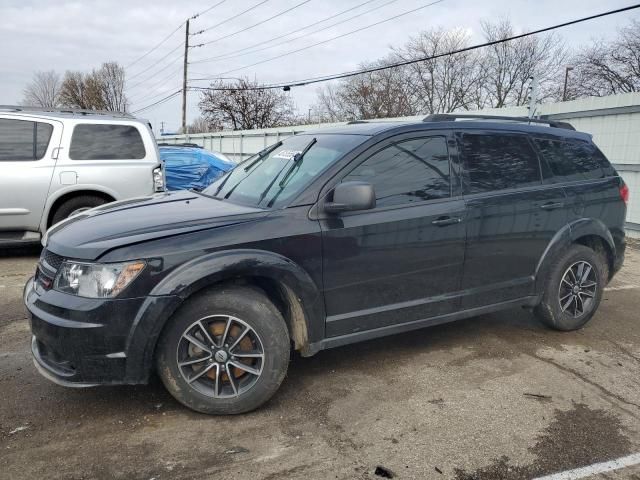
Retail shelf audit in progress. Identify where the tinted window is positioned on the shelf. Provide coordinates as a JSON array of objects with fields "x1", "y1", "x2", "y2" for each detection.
[
  {"x1": 70, "y1": 124, "x2": 145, "y2": 160},
  {"x1": 344, "y1": 136, "x2": 450, "y2": 207},
  {"x1": 460, "y1": 133, "x2": 541, "y2": 193},
  {"x1": 204, "y1": 134, "x2": 365, "y2": 208},
  {"x1": 534, "y1": 138, "x2": 614, "y2": 182},
  {"x1": 0, "y1": 119, "x2": 53, "y2": 161}
]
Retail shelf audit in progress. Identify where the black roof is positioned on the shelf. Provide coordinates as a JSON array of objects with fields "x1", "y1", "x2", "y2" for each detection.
[{"x1": 307, "y1": 117, "x2": 591, "y2": 142}]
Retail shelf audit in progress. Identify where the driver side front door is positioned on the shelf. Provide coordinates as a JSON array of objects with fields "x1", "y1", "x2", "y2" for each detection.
[{"x1": 319, "y1": 132, "x2": 467, "y2": 338}]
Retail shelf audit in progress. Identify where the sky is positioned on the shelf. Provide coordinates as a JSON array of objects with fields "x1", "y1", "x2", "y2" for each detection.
[{"x1": 1, "y1": 0, "x2": 638, "y2": 134}]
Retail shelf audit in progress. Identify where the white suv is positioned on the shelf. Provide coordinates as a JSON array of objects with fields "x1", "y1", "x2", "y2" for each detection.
[{"x1": 0, "y1": 107, "x2": 164, "y2": 245}]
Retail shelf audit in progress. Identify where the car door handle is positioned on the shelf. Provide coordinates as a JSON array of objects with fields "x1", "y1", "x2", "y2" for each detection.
[
  {"x1": 432, "y1": 216, "x2": 461, "y2": 226},
  {"x1": 540, "y1": 202, "x2": 565, "y2": 210}
]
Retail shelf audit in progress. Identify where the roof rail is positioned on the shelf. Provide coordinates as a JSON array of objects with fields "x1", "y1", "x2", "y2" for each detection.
[
  {"x1": 0, "y1": 105, "x2": 135, "y2": 118},
  {"x1": 422, "y1": 113, "x2": 575, "y2": 131},
  {"x1": 346, "y1": 120, "x2": 369, "y2": 124}
]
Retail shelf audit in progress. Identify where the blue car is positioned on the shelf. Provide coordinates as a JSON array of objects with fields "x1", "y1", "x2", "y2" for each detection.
[{"x1": 159, "y1": 144, "x2": 234, "y2": 191}]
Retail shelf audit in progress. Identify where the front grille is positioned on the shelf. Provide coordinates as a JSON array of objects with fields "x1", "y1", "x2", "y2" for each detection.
[
  {"x1": 37, "y1": 249, "x2": 64, "y2": 290},
  {"x1": 40, "y1": 249, "x2": 64, "y2": 272}
]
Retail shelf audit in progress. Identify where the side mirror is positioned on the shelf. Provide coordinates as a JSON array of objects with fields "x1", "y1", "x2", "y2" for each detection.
[{"x1": 324, "y1": 181, "x2": 376, "y2": 214}]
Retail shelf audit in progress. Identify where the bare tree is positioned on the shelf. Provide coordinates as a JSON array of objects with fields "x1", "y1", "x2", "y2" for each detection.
[
  {"x1": 59, "y1": 71, "x2": 105, "y2": 110},
  {"x1": 22, "y1": 71, "x2": 61, "y2": 108},
  {"x1": 182, "y1": 117, "x2": 211, "y2": 134},
  {"x1": 568, "y1": 19, "x2": 640, "y2": 98},
  {"x1": 315, "y1": 56, "x2": 416, "y2": 121},
  {"x1": 59, "y1": 62, "x2": 128, "y2": 111},
  {"x1": 394, "y1": 28, "x2": 485, "y2": 113},
  {"x1": 480, "y1": 18, "x2": 567, "y2": 107},
  {"x1": 198, "y1": 78, "x2": 295, "y2": 130},
  {"x1": 99, "y1": 62, "x2": 127, "y2": 112}
]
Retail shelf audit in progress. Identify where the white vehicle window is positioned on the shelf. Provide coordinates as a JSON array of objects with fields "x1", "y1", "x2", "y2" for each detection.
[
  {"x1": 69, "y1": 124, "x2": 146, "y2": 160},
  {"x1": 0, "y1": 119, "x2": 53, "y2": 161}
]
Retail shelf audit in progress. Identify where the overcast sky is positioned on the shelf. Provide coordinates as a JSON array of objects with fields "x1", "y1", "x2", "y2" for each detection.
[{"x1": 1, "y1": 0, "x2": 638, "y2": 133}]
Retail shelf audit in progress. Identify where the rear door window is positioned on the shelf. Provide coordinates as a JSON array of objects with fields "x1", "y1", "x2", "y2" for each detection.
[
  {"x1": 0, "y1": 119, "x2": 53, "y2": 161},
  {"x1": 69, "y1": 124, "x2": 145, "y2": 160},
  {"x1": 343, "y1": 136, "x2": 451, "y2": 207},
  {"x1": 459, "y1": 132, "x2": 542, "y2": 194},
  {"x1": 533, "y1": 138, "x2": 614, "y2": 182}
]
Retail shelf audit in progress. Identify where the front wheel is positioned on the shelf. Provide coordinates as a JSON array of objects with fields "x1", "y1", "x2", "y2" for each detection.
[
  {"x1": 156, "y1": 286, "x2": 290, "y2": 414},
  {"x1": 534, "y1": 244, "x2": 607, "y2": 331}
]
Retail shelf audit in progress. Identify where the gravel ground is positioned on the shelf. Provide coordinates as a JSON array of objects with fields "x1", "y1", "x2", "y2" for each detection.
[{"x1": 0, "y1": 244, "x2": 639, "y2": 480}]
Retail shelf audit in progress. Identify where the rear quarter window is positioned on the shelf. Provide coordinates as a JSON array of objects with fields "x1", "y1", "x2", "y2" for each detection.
[
  {"x1": 533, "y1": 138, "x2": 615, "y2": 182},
  {"x1": 69, "y1": 124, "x2": 146, "y2": 160},
  {"x1": 459, "y1": 132, "x2": 542, "y2": 194}
]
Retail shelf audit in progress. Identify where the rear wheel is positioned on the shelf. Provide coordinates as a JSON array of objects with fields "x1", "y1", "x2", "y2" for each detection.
[
  {"x1": 534, "y1": 244, "x2": 607, "y2": 331},
  {"x1": 50, "y1": 195, "x2": 107, "y2": 225},
  {"x1": 156, "y1": 286, "x2": 290, "y2": 414}
]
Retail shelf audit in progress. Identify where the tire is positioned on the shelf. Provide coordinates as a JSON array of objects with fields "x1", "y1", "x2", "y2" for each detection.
[
  {"x1": 534, "y1": 244, "x2": 608, "y2": 331},
  {"x1": 156, "y1": 285, "x2": 290, "y2": 415},
  {"x1": 50, "y1": 195, "x2": 106, "y2": 225}
]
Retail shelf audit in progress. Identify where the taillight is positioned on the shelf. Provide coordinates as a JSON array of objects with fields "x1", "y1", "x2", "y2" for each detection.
[{"x1": 620, "y1": 182, "x2": 629, "y2": 205}]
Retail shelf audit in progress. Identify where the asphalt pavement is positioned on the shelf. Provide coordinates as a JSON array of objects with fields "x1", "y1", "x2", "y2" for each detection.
[{"x1": 0, "y1": 244, "x2": 639, "y2": 480}]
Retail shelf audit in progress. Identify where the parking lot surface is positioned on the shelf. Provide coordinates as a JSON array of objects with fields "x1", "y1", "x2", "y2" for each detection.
[{"x1": 1, "y1": 244, "x2": 639, "y2": 480}]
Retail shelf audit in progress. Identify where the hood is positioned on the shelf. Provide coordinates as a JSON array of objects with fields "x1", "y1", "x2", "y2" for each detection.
[{"x1": 45, "y1": 190, "x2": 267, "y2": 260}]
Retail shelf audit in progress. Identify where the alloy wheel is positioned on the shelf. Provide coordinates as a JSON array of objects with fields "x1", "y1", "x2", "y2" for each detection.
[
  {"x1": 558, "y1": 261, "x2": 597, "y2": 318},
  {"x1": 176, "y1": 315, "x2": 265, "y2": 398}
]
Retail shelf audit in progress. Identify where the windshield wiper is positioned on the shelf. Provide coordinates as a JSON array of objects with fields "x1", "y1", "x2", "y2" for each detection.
[
  {"x1": 243, "y1": 141, "x2": 283, "y2": 172},
  {"x1": 278, "y1": 138, "x2": 316, "y2": 188},
  {"x1": 264, "y1": 138, "x2": 317, "y2": 208},
  {"x1": 210, "y1": 141, "x2": 283, "y2": 198}
]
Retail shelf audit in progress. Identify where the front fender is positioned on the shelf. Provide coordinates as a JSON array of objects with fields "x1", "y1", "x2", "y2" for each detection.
[{"x1": 124, "y1": 249, "x2": 324, "y2": 381}]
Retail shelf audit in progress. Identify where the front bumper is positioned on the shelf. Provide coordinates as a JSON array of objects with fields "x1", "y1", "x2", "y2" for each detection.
[{"x1": 24, "y1": 277, "x2": 177, "y2": 386}]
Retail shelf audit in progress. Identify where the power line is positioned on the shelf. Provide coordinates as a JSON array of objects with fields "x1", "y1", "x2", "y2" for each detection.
[
  {"x1": 193, "y1": 0, "x2": 313, "y2": 48},
  {"x1": 127, "y1": 43, "x2": 183, "y2": 84},
  {"x1": 191, "y1": 0, "x2": 227, "y2": 19},
  {"x1": 132, "y1": 90, "x2": 182, "y2": 115},
  {"x1": 191, "y1": 0, "x2": 271, "y2": 36},
  {"x1": 128, "y1": 65, "x2": 184, "y2": 106},
  {"x1": 130, "y1": 79, "x2": 184, "y2": 107},
  {"x1": 127, "y1": 53, "x2": 184, "y2": 91},
  {"x1": 188, "y1": 3, "x2": 640, "y2": 92},
  {"x1": 192, "y1": 0, "x2": 446, "y2": 77},
  {"x1": 126, "y1": 1, "x2": 227, "y2": 77},
  {"x1": 125, "y1": 22, "x2": 185, "y2": 69},
  {"x1": 190, "y1": 0, "x2": 386, "y2": 64}
]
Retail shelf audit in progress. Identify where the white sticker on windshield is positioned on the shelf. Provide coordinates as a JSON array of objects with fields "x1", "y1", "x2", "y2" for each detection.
[{"x1": 272, "y1": 150, "x2": 301, "y2": 160}]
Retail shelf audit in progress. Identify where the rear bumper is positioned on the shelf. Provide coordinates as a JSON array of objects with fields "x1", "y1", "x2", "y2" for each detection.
[{"x1": 24, "y1": 277, "x2": 178, "y2": 386}]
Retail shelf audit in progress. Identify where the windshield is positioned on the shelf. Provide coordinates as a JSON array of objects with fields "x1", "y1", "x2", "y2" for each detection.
[{"x1": 202, "y1": 134, "x2": 366, "y2": 208}]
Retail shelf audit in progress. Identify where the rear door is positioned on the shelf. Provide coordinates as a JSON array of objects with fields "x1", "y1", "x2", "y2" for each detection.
[
  {"x1": 320, "y1": 132, "x2": 467, "y2": 337},
  {"x1": 532, "y1": 137, "x2": 624, "y2": 229},
  {"x1": 457, "y1": 130, "x2": 569, "y2": 309},
  {"x1": 52, "y1": 122, "x2": 156, "y2": 200},
  {"x1": 0, "y1": 116, "x2": 62, "y2": 232}
]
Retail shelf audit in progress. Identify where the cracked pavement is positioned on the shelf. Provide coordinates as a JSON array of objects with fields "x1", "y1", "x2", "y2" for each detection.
[{"x1": 0, "y1": 244, "x2": 639, "y2": 480}]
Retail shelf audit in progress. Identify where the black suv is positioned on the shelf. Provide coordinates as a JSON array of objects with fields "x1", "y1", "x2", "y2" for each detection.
[{"x1": 25, "y1": 115, "x2": 628, "y2": 414}]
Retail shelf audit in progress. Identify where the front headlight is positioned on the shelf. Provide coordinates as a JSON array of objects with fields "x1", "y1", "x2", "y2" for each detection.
[{"x1": 54, "y1": 260, "x2": 146, "y2": 298}]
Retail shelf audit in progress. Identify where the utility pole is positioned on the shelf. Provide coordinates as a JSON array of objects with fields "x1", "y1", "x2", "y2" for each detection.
[
  {"x1": 562, "y1": 66, "x2": 574, "y2": 102},
  {"x1": 181, "y1": 19, "x2": 190, "y2": 133},
  {"x1": 527, "y1": 76, "x2": 539, "y2": 119},
  {"x1": 160, "y1": 121, "x2": 165, "y2": 135}
]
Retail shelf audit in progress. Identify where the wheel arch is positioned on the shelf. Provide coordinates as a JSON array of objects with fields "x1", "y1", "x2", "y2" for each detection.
[
  {"x1": 125, "y1": 249, "x2": 324, "y2": 383},
  {"x1": 535, "y1": 218, "x2": 616, "y2": 296},
  {"x1": 44, "y1": 187, "x2": 117, "y2": 229}
]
